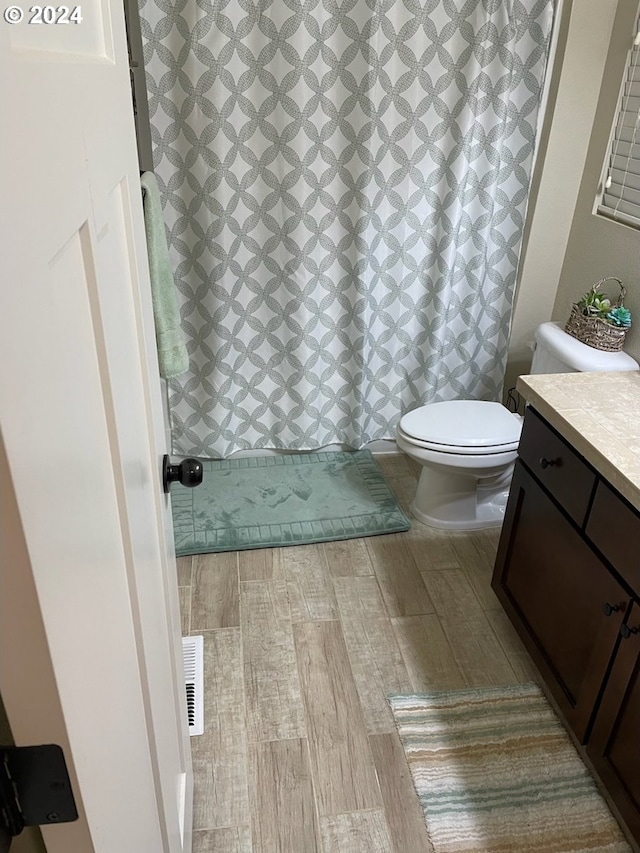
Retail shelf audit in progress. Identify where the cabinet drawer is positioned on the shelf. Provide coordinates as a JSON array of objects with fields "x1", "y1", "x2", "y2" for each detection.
[
  {"x1": 518, "y1": 408, "x2": 596, "y2": 526},
  {"x1": 586, "y1": 481, "x2": 640, "y2": 596}
]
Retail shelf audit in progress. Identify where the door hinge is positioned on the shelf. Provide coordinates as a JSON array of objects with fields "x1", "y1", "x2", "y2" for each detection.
[{"x1": 0, "y1": 745, "x2": 78, "y2": 838}]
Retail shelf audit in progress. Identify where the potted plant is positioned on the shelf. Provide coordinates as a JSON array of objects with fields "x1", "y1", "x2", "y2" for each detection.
[{"x1": 565, "y1": 277, "x2": 631, "y2": 352}]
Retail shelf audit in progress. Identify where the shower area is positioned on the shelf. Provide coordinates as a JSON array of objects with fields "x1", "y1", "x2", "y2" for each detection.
[{"x1": 137, "y1": 0, "x2": 554, "y2": 461}]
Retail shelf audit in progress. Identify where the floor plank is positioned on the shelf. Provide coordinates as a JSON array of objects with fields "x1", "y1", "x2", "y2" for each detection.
[
  {"x1": 248, "y1": 738, "x2": 320, "y2": 853},
  {"x1": 370, "y1": 732, "x2": 433, "y2": 853},
  {"x1": 448, "y1": 530, "x2": 495, "y2": 573},
  {"x1": 485, "y1": 606, "x2": 542, "y2": 684},
  {"x1": 419, "y1": 569, "x2": 484, "y2": 621},
  {"x1": 293, "y1": 620, "x2": 382, "y2": 815},
  {"x1": 333, "y1": 576, "x2": 412, "y2": 733},
  {"x1": 366, "y1": 534, "x2": 434, "y2": 617},
  {"x1": 418, "y1": 536, "x2": 515, "y2": 687},
  {"x1": 448, "y1": 532, "x2": 502, "y2": 611},
  {"x1": 375, "y1": 453, "x2": 416, "y2": 482},
  {"x1": 323, "y1": 538, "x2": 374, "y2": 577},
  {"x1": 380, "y1": 475, "x2": 416, "y2": 516},
  {"x1": 193, "y1": 827, "x2": 252, "y2": 853},
  {"x1": 439, "y1": 611, "x2": 519, "y2": 688},
  {"x1": 192, "y1": 629, "x2": 249, "y2": 830},
  {"x1": 178, "y1": 585, "x2": 191, "y2": 636},
  {"x1": 405, "y1": 456, "x2": 422, "y2": 479},
  {"x1": 392, "y1": 614, "x2": 466, "y2": 691},
  {"x1": 177, "y1": 555, "x2": 193, "y2": 586},
  {"x1": 320, "y1": 810, "x2": 393, "y2": 853},
  {"x1": 462, "y1": 558, "x2": 501, "y2": 612},
  {"x1": 480, "y1": 528, "x2": 502, "y2": 562},
  {"x1": 192, "y1": 552, "x2": 240, "y2": 630},
  {"x1": 283, "y1": 545, "x2": 338, "y2": 622},
  {"x1": 239, "y1": 548, "x2": 280, "y2": 582},
  {"x1": 405, "y1": 527, "x2": 462, "y2": 572},
  {"x1": 241, "y1": 580, "x2": 306, "y2": 743}
]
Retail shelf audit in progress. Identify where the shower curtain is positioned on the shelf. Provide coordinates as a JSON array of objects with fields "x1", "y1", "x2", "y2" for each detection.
[{"x1": 140, "y1": 0, "x2": 554, "y2": 458}]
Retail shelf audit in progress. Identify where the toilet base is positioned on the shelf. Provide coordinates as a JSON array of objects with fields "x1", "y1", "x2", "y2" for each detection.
[
  {"x1": 410, "y1": 489, "x2": 509, "y2": 530},
  {"x1": 410, "y1": 466, "x2": 512, "y2": 531}
]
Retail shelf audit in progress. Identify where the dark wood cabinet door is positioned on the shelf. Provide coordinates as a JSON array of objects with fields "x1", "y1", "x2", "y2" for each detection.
[
  {"x1": 588, "y1": 603, "x2": 640, "y2": 842},
  {"x1": 492, "y1": 460, "x2": 630, "y2": 741}
]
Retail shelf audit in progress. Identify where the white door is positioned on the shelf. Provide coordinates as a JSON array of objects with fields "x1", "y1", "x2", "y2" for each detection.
[{"x1": 0, "y1": 3, "x2": 192, "y2": 852}]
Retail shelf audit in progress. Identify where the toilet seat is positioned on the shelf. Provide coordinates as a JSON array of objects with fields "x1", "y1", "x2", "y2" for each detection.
[
  {"x1": 397, "y1": 429, "x2": 520, "y2": 456},
  {"x1": 399, "y1": 401, "x2": 522, "y2": 455}
]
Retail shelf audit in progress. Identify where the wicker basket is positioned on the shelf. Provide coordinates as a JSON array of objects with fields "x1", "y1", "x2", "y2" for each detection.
[{"x1": 564, "y1": 277, "x2": 629, "y2": 352}]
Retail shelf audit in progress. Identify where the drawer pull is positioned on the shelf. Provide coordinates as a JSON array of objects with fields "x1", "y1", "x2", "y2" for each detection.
[
  {"x1": 602, "y1": 602, "x2": 623, "y2": 617},
  {"x1": 620, "y1": 624, "x2": 640, "y2": 639},
  {"x1": 539, "y1": 457, "x2": 560, "y2": 469}
]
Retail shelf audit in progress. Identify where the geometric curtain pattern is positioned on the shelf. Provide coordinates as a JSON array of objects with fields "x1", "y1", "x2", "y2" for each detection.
[{"x1": 139, "y1": 0, "x2": 553, "y2": 458}]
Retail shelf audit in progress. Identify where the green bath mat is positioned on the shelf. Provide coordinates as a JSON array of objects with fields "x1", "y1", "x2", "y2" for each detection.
[{"x1": 170, "y1": 450, "x2": 410, "y2": 555}]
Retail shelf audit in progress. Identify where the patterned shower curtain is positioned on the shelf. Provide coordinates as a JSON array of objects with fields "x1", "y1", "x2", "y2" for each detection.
[{"x1": 140, "y1": 0, "x2": 553, "y2": 458}]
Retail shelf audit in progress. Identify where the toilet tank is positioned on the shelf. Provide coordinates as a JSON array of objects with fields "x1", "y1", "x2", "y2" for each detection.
[{"x1": 531, "y1": 322, "x2": 639, "y2": 374}]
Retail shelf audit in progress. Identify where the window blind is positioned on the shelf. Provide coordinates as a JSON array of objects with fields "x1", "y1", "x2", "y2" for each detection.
[{"x1": 598, "y1": 15, "x2": 640, "y2": 229}]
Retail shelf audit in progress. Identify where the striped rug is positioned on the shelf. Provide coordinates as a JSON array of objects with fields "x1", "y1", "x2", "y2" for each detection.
[{"x1": 389, "y1": 683, "x2": 631, "y2": 853}]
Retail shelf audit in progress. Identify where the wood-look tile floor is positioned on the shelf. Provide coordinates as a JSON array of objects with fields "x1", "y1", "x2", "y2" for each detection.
[{"x1": 178, "y1": 454, "x2": 541, "y2": 853}]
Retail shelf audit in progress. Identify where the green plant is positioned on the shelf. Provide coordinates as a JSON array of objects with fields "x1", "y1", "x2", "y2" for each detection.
[
  {"x1": 606, "y1": 306, "x2": 632, "y2": 328},
  {"x1": 577, "y1": 284, "x2": 611, "y2": 316},
  {"x1": 576, "y1": 283, "x2": 631, "y2": 328}
]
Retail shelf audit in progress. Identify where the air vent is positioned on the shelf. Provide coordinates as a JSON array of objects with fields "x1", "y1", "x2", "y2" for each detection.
[{"x1": 182, "y1": 636, "x2": 204, "y2": 736}]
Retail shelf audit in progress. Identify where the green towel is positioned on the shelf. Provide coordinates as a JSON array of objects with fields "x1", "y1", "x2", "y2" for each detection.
[{"x1": 141, "y1": 172, "x2": 189, "y2": 379}]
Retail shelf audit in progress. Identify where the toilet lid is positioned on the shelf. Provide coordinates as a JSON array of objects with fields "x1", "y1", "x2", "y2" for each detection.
[{"x1": 399, "y1": 401, "x2": 522, "y2": 448}]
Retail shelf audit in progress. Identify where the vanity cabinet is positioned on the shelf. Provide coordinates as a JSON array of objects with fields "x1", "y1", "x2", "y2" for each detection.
[
  {"x1": 493, "y1": 407, "x2": 640, "y2": 844},
  {"x1": 493, "y1": 459, "x2": 629, "y2": 741}
]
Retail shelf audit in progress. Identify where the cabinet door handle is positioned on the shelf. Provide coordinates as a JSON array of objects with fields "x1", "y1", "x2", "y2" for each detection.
[
  {"x1": 620, "y1": 624, "x2": 640, "y2": 639},
  {"x1": 602, "y1": 602, "x2": 623, "y2": 617},
  {"x1": 539, "y1": 457, "x2": 559, "y2": 469}
]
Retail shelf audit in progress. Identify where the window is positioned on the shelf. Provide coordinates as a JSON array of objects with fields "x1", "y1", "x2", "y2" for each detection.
[{"x1": 598, "y1": 10, "x2": 640, "y2": 229}]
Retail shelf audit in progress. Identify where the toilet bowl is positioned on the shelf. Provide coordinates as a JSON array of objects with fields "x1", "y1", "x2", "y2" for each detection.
[
  {"x1": 397, "y1": 400, "x2": 522, "y2": 530},
  {"x1": 397, "y1": 321, "x2": 640, "y2": 531}
]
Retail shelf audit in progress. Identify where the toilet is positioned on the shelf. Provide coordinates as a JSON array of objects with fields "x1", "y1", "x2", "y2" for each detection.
[{"x1": 397, "y1": 321, "x2": 639, "y2": 530}]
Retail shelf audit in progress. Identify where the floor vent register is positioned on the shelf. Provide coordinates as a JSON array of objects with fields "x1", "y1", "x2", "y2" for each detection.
[{"x1": 182, "y1": 635, "x2": 204, "y2": 736}]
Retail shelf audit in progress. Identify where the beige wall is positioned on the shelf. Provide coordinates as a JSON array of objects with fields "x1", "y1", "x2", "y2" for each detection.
[
  {"x1": 505, "y1": 0, "x2": 621, "y2": 396},
  {"x1": 551, "y1": 0, "x2": 640, "y2": 362}
]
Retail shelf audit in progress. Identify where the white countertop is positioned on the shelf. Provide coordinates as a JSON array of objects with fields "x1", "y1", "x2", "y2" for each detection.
[{"x1": 516, "y1": 371, "x2": 640, "y2": 513}]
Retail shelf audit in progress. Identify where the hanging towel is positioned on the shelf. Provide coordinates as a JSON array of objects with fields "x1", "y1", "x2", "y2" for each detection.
[{"x1": 140, "y1": 171, "x2": 189, "y2": 379}]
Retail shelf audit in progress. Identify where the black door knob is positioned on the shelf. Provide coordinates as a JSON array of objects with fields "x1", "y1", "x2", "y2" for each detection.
[
  {"x1": 620, "y1": 624, "x2": 640, "y2": 640},
  {"x1": 602, "y1": 602, "x2": 623, "y2": 617},
  {"x1": 162, "y1": 455, "x2": 204, "y2": 493}
]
